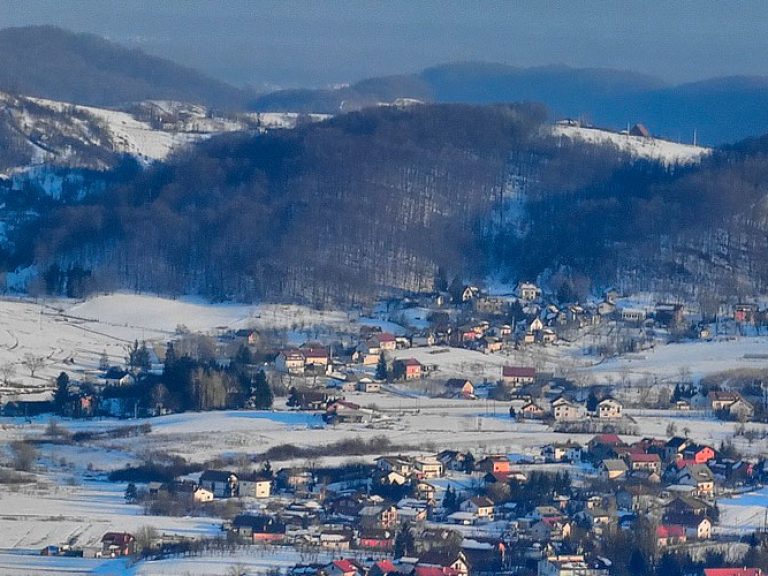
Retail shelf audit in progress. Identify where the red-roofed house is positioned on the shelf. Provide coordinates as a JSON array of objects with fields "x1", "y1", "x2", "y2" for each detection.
[
  {"x1": 370, "y1": 560, "x2": 399, "y2": 576},
  {"x1": 100, "y1": 532, "x2": 136, "y2": 557},
  {"x1": 502, "y1": 366, "x2": 536, "y2": 387},
  {"x1": 394, "y1": 358, "x2": 423, "y2": 380},
  {"x1": 328, "y1": 558, "x2": 361, "y2": 576},
  {"x1": 704, "y1": 570, "x2": 762, "y2": 576},
  {"x1": 656, "y1": 524, "x2": 686, "y2": 548},
  {"x1": 627, "y1": 453, "x2": 662, "y2": 475}
]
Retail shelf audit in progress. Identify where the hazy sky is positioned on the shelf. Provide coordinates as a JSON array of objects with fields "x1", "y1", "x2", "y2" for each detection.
[{"x1": 1, "y1": 1, "x2": 766, "y2": 90}]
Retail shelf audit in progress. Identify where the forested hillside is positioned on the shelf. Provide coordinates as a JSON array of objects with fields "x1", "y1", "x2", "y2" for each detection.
[
  {"x1": 252, "y1": 62, "x2": 768, "y2": 145},
  {"x1": 7, "y1": 103, "x2": 768, "y2": 305},
  {"x1": 0, "y1": 26, "x2": 247, "y2": 108}
]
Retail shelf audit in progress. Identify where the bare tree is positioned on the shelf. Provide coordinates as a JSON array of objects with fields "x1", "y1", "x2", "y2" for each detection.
[
  {"x1": 22, "y1": 354, "x2": 45, "y2": 378},
  {"x1": 0, "y1": 362, "x2": 15, "y2": 385},
  {"x1": 9, "y1": 440, "x2": 38, "y2": 471}
]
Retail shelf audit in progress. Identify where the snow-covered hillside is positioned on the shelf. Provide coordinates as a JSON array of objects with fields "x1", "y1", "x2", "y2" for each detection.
[{"x1": 552, "y1": 122, "x2": 710, "y2": 165}]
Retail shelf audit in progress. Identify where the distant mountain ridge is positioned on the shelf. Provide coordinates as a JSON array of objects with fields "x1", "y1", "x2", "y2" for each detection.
[
  {"x1": 251, "y1": 62, "x2": 768, "y2": 145},
  {"x1": 0, "y1": 26, "x2": 247, "y2": 109}
]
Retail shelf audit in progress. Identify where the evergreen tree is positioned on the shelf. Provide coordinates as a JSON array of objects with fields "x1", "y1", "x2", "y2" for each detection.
[
  {"x1": 234, "y1": 344, "x2": 252, "y2": 369},
  {"x1": 250, "y1": 370, "x2": 273, "y2": 409},
  {"x1": 394, "y1": 525, "x2": 416, "y2": 558},
  {"x1": 443, "y1": 486, "x2": 458, "y2": 512},
  {"x1": 125, "y1": 482, "x2": 138, "y2": 502},
  {"x1": 53, "y1": 372, "x2": 70, "y2": 415},
  {"x1": 164, "y1": 342, "x2": 177, "y2": 372},
  {"x1": 463, "y1": 452, "x2": 475, "y2": 473},
  {"x1": 586, "y1": 390, "x2": 599, "y2": 413},
  {"x1": 375, "y1": 353, "x2": 388, "y2": 381}
]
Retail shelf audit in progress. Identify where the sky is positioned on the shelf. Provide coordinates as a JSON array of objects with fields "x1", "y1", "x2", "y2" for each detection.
[{"x1": 1, "y1": 0, "x2": 766, "y2": 90}]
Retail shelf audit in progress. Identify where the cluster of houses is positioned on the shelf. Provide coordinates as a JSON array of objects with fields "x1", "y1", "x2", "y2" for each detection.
[
  {"x1": 170, "y1": 438, "x2": 762, "y2": 574},
  {"x1": 34, "y1": 421, "x2": 768, "y2": 576}
]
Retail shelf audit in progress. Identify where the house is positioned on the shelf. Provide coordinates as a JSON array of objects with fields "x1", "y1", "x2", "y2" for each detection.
[
  {"x1": 103, "y1": 367, "x2": 135, "y2": 387},
  {"x1": 445, "y1": 378, "x2": 475, "y2": 398},
  {"x1": 357, "y1": 529, "x2": 395, "y2": 551},
  {"x1": 601, "y1": 459, "x2": 628, "y2": 480},
  {"x1": 369, "y1": 560, "x2": 400, "y2": 576},
  {"x1": 289, "y1": 388, "x2": 333, "y2": 411},
  {"x1": 542, "y1": 442, "x2": 582, "y2": 463},
  {"x1": 517, "y1": 282, "x2": 541, "y2": 302},
  {"x1": 520, "y1": 401, "x2": 547, "y2": 420},
  {"x1": 733, "y1": 303, "x2": 757, "y2": 324},
  {"x1": 275, "y1": 349, "x2": 305, "y2": 374},
  {"x1": 372, "y1": 332, "x2": 398, "y2": 351},
  {"x1": 100, "y1": 532, "x2": 136, "y2": 557},
  {"x1": 682, "y1": 444, "x2": 716, "y2": 464},
  {"x1": 393, "y1": 358, "x2": 423, "y2": 380},
  {"x1": 502, "y1": 366, "x2": 536, "y2": 387},
  {"x1": 654, "y1": 303, "x2": 685, "y2": 328},
  {"x1": 319, "y1": 528, "x2": 353, "y2": 550},
  {"x1": 302, "y1": 347, "x2": 330, "y2": 368},
  {"x1": 476, "y1": 455, "x2": 511, "y2": 474},
  {"x1": 704, "y1": 570, "x2": 762, "y2": 576},
  {"x1": 539, "y1": 328, "x2": 558, "y2": 344},
  {"x1": 627, "y1": 453, "x2": 662, "y2": 475},
  {"x1": 437, "y1": 450, "x2": 467, "y2": 472},
  {"x1": 327, "y1": 559, "x2": 361, "y2": 576},
  {"x1": 708, "y1": 390, "x2": 742, "y2": 411},
  {"x1": 597, "y1": 300, "x2": 616, "y2": 316},
  {"x1": 199, "y1": 470, "x2": 238, "y2": 498},
  {"x1": 356, "y1": 378, "x2": 381, "y2": 393},
  {"x1": 620, "y1": 308, "x2": 646, "y2": 323},
  {"x1": 665, "y1": 514, "x2": 712, "y2": 540},
  {"x1": 677, "y1": 464, "x2": 715, "y2": 497},
  {"x1": 462, "y1": 496, "x2": 495, "y2": 520},
  {"x1": 232, "y1": 515, "x2": 286, "y2": 543},
  {"x1": 192, "y1": 486, "x2": 214, "y2": 503},
  {"x1": 655, "y1": 524, "x2": 686, "y2": 548},
  {"x1": 414, "y1": 457, "x2": 443, "y2": 479},
  {"x1": 538, "y1": 555, "x2": 610, "y2": 576},
  {"x1": 276, "y1": 467, "x2": 313, "y2": 493},
  {"x1": 417, "y1": 549, "x2": 470, "y2": 576},
  {"x1": 707, "y1": 390, "x2": 756, "y2": 420},
  {"x1": 531, "y1": 518, "x2": 572, "y2": 542},
  {"x1": 239, "y1": 473, "x2": 272, "y2": 498},
  {"x1": 552, "y1": 397, "x2": 582, "y2": 421},
  {"x1": 588, "y1": 434, "x2": 625, "y2": 460},
  {"x1": 665, "y1": 437, "x2": 692, "y2": 461},
  {"x1": 359, "y1": 504, "x2": 398, "y2": 529},
  {"x1": 376, "y1": 456, "x2": 413, "y2": 476},
  {"x1": 597, "y1": 398, "x2": 623, "y2": 419},
  {"x1": 629, "y1": 123, "x2": 651, "y2": 138},
  {"x1": 664, "y1": 495, "x2": 713, "y2": 518}
]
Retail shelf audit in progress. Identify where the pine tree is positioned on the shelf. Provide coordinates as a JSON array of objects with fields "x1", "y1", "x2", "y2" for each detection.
[
  {"x1": 586, "y1": 390, "x2": 599, "y2": 413},
  {"x1": 125, "y1": 482, "x2": 138, "y2": 502},
  {"x1": 164, "y1": 341, "x2": 177, "y2": 373},
  {"x1": 251, "y1": 370, "x2": 273, "y2": 409},
  {"x1": 375, "y1": 353, "x2": 388, "y2": 381},
  {"x1": 53, "y1": 372, "x2": 70, "y2": 415},
  {"x1": 394, "y1": 525, "x2": 415, "y2": 558}
]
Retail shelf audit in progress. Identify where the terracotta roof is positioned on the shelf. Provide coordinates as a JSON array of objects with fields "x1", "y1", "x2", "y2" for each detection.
[
  {"x1": 656, "y1": 524, "x2": 685, "y2": 538},
  {"x1": 704, "y1": 570, "x2": 761, "y2": 576},
  {"x1": 629, "y1": 453, "x2": 661, "y2": 463},
  {"x1": 333, "y1": 559, "x2": 358, "y2": 572},
  {"x1": 502, "y1": 366, "x2": 535, "y2": 378}
]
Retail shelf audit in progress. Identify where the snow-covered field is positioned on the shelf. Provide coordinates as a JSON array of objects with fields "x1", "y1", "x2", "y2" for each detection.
[
  {"x1": 589, "y1": 336, "x2": 768, "y2": 383},
  {"x1": 0, "y1": 294, "x2": 399, "y2": 397},
  {"x1": 552, "y1": 124, "x2": 710, "y2": 165}
]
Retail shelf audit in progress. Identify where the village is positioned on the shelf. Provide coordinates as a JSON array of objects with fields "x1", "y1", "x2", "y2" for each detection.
[{"x1": 1, "y1": 283, "x2": 768, "y2": 576}]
